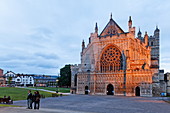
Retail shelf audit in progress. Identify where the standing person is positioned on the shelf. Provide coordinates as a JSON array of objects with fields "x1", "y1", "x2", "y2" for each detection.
[
  {"x1": 27, "y1": 90, "x2": 33, "y2": 109},
  {"x1": 32, "y1": 91, "x2": 36, "y2": 109},
  {"x1": 34, "y1": 91, "x2": 40, "y2": 110}
]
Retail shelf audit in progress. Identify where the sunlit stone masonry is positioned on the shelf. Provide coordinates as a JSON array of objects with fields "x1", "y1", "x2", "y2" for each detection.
[{"x1": 71, "y1": 14, "x2": 161, "y2": 96}]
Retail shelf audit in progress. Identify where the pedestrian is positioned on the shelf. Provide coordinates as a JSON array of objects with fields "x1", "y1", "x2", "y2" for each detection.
[
  {"x1": 32, "y1": 91, "x2": 36, "y2": 108},
  {"x1": 27, "y1": 90, "x2": 33, "y2": 109},
  {"x1": 34, "y1": 91, "x2": 40, "y2": 110}
]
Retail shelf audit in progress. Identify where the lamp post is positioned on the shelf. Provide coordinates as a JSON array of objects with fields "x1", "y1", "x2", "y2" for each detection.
[{"x1": 56, "y1": 79, "x2": 59, "y2": 93}]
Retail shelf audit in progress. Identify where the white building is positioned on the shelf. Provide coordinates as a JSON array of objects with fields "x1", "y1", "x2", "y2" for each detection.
[
  {"x1": 4, "y1": 71, "x2": 17, "y2": 86},
  {"x1": 4, "y1": 71, "x2": 34, "y2": 86},
  {"x1": 15, "y1": 75, "x2": 34, "y2": 86}
]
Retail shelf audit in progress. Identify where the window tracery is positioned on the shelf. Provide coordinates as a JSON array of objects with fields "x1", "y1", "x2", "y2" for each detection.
[{"x1": 100, "y1": 45, "x2": 122, "y2": 72}]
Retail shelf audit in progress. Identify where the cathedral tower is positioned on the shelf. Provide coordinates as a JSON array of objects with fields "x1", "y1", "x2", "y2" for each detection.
[{"x1": 148, "y1": 26, "x2": 160, "y2": 69}]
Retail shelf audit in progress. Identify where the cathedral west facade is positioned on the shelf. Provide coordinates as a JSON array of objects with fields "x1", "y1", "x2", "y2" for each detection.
[{"x1": 71, "y1": 15, "x2": 160, "y2": 96}]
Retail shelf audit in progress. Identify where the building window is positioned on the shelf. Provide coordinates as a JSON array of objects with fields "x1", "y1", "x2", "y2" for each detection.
[{"x1": 100, "y1": 45, "x2": 122, "y2": 72}]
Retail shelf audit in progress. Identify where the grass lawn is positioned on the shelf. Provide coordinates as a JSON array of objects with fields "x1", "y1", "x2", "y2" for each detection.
[
  {"x1": 0, "y1": 87, "x2": 53, "y2": 101},
  {"x1": 0, "y1": 104, "x2": 21, "y2": 107},
  {"x1": 32, "y1": 87, "x2": 70, "y2": 93}
]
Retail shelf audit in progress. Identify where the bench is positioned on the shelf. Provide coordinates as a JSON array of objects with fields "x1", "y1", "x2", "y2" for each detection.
[{"x1": 0, "y1": 98, "x2": 13, "y2": 104}]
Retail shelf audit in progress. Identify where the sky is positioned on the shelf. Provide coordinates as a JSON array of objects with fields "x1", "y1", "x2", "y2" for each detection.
[{"x1": 0, "y1": 0, "x2": 170, "y2": 75}]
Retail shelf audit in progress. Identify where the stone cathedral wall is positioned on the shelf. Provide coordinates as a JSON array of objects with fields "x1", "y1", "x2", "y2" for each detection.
[{"x1": 72, "y1": 16, "x2": 159, "y2": 97}]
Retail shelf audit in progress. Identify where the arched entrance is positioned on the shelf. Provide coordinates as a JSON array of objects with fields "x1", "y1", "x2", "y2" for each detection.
[
  {"x1": 107, "y1": 84, "x2": 114, "y2": 95},
  {"x1": 135, "y1": 86, "x2": 140, "y2": 96},
  {"x1": 85, "y1": 86, "x2": 89, "y2": 94}
]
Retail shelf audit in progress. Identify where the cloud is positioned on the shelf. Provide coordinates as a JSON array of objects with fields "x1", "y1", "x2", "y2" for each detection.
[
  {"x1": 34, "y1": 52, "x2": 59, "y2": 60},
  {"x1": 0, "y1": 53, "x2": 59, "y2": 74},
  {"x1": 161, "y1": 57, "x2": 170, "y2": 62},
  {"x1": 0, "y1": 0, "x2": 170, "y2": 74}
]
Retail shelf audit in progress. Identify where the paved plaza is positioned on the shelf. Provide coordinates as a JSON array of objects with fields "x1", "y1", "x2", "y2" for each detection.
[{"x1": 0, "y1": 95, "x2": 170, "y2": 113}]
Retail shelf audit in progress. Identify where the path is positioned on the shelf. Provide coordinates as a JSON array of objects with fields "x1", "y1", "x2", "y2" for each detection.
[
  {"x1": 0, "y1": 95, "x2": 170, "y2": 113},
  {"x1": 17, "y1": 87, "x2": 71, "y2": 95}
]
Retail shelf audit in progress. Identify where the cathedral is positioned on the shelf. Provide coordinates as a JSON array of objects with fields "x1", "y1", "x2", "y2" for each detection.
[{"x1": 71, "y1": 14, "x2": 160, "y2": 96}]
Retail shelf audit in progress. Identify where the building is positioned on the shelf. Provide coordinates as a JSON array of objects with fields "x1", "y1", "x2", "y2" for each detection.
[
  {"x1": 70, "y1": 64, "x2": 80, "y2": 94},
  {"x1": 0, "y1": 68, "x2": 3, "y2": 76},
  {"x1": 15, "y1": 74, "x2": 34, "y2": 86},
  {"x1": 0, "y1": 76, "x2": 4, "y2": 86},
  {"x1": 158, "y1": 70, "x2": 166, "y2": 94},
  {"x1": 71, "y1": 15, "x2": 160, "y2": 96},
  {"x1": 164, "y1": 72, "x2": 170, "y2": 96},
  {"x1": 33, "y1": 75, "x2": 58, "y2": 87},
  {"x1": 16, "y1": 74, "x2": 58, "y2": 87},
  {"x1": 0, "y1": 69, "x2": 5, "y2": 86},
  {"x1": 3, "y1": 71, "x2": 34, "y2": 86},
  {"x1": 3, "y1": 71, "x2": 58, "y2": 87},
  {"x1": 4, "y1": 71, "x2": 17, "y2": 86}
]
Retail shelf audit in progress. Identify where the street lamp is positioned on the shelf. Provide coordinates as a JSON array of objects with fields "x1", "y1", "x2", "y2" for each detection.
[{"x1": 56, "y1": 79, "x2": 59, "y2": 93}]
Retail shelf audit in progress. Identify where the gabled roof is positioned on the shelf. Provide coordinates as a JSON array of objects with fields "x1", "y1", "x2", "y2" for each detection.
[
  {"x1": 4, "y1": 71, "x2": 16, "y2": 75},
  {"x1": 100, "y1": 18, "x2": 124, "y2": 37}
]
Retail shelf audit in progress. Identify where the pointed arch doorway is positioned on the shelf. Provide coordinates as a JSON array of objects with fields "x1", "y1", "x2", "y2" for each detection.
[
  {"x1": 85, "y1": 86, "x2": 89, "y2": 94},
  {"x1": 107, "y1": 84, "x2": 114, "y2": 95},
  {"x1": 135, "y1": 86, "x2": 140, "y2": 96}
]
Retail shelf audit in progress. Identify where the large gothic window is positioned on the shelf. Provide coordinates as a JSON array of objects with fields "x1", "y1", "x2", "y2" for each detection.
[{"x1": 100, "y1": 45, "x2": 122, "y2": 72}]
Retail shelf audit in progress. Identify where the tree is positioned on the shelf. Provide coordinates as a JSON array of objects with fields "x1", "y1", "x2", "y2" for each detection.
[
  {"x1": 35, "y1": 79, "x2": 38, "y2": 88},
  {"x1": 8, "y1": 76, "x2": 12, "y2": 86},
  {"x1": 59, "y1": 64, "x2": 71, "y2": 87}
]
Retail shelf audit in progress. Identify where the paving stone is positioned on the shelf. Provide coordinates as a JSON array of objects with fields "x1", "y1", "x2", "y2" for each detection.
[{"x1": 1, "y1": 95, "x2": 170, "y2": 113}]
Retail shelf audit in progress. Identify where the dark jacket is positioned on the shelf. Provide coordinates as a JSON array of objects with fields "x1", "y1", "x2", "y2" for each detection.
[
  {"x1": 27, "y1": 93, "x2": 32, "y2": 100},
  {"x1": 35, "y1": 94, "x2": 40, "y2": 102},
  {"x1": 32, "y1": 94, "x2": 36, "y2": 102}
]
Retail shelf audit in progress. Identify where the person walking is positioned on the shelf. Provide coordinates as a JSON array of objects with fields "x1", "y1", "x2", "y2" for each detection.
[
  {"x1": 27, "y1": 90, "x2": 33, "y2": 109},
  {"x1": 34, "y1": 91, "x2": 40, "y2": 110}
]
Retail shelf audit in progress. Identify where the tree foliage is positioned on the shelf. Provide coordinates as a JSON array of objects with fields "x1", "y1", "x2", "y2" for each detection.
[
  {"x1": 8, "y1": 76, "x2": 12, "y2": 86},
  {"x1": 59, "y1": 64, "x2": 71, "y2": 87}
]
